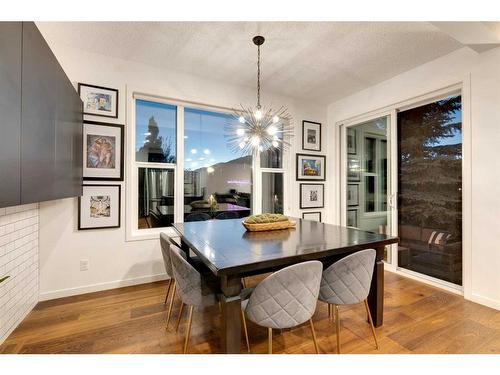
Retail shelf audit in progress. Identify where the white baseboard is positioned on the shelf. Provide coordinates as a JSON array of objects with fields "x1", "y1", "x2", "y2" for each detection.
[
  {"x1": 39, "y1": 273, "x2": 169, "y2": 301},
  {"x1": 468, "y1": 293, "x2": 500, "y2": 311}
]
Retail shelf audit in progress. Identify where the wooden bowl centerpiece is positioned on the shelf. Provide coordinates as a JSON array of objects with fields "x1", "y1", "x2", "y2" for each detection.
[{"x1": 242, "y1": 213, "x2": 296, "y2": 232}]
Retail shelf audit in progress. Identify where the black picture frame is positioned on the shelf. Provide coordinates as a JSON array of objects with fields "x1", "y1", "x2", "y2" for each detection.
[
  {"x1": 302, "y1": 120, "x2": 322, "y2": 152},
  {"x1": 299, "y1": 183, "x2": 325, "y2": 209},
  {"x1": 347, "y1": 127, "x2": 357, "y2": 155},
  {"x1": 83, "y1": 120, "x2": 124, "y2": 181},
  {"x1": 296, "y1": 153, "x2": 326, "y2": 181},
  {"x1": 347, "y1": 184, "x2": 359, "y2": 206},
  {"x1": 78, "y1": 184, "x2": 121, "y2": 230},
  {"x1": 347, "y1": 209, "x2": 358, "y2": 228},
  {"x1": 347, "y1": 156, "x2": 361, "y2": 182},
  {"x1": 302, "y1": 211, "x2": 322, "y2": 222},
  {"x1": 78, "y1": 83, "x2": 119, "y2": 119}
]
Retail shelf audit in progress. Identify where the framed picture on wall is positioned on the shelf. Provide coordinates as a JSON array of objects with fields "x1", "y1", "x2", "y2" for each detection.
[
  {"x1": 83, "y1": 121, "x2": 124, "y2": 181},
  {"x1": 347, "y1": 209, "x2": 358, "y2": 228},
  {"x1": 302, "y1": 211, "x2": 322, "y2": 222},
  {"x1": 347, "y1": 128, "x2": 357, "y2": 154},
  {"x1": 300, "y1": 183, "x2": 324, "y2": 209},
  {"x1": 347, "y1": 156, "x2": 361, "y2": 182},
  {"x1": 347, "y1": 184, "x2": 359, "y2": 206},
  {"x1": 296, "y1": 153, "x2": 326, "y2": 181},
  {"x1": 302, "y1": 120, "x2": 321, "y2": 151},
  {"x1": 78, "y1": 83, "x2": 119, "y2": 118},
  {"x1": 78, "y1": 184, "x2": 121, "y2": 230}
]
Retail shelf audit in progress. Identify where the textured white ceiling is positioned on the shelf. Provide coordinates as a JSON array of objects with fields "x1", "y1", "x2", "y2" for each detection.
[{"x1": 37, "y1": 22, "x2": 463, "y2": 104}]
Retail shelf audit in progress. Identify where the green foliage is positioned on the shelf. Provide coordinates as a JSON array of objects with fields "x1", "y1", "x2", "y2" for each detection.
[
  {"x1": 398, "y1": 95, "x2": 462, "y2": 236},
  {"x1": 137, "y1": 116, "x2": 176, "y2": 163},
  {"x1": 0, "y1": 276, "x2": 9, "y2": 284},
  {"x1": 245, "y1": 213, "x2": 288, "y2": 224}
]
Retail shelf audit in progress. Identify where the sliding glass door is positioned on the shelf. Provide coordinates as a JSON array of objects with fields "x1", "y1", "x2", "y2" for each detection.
[
  {"x1": 343, "y1": 115, "x2": 392, "y2": 262},
  {"x1": 341, "y1": 93, "x2": 463, "y2": 286},
  {"x1": 397, "y1": 94, "x2": 462, "y2": 285}
]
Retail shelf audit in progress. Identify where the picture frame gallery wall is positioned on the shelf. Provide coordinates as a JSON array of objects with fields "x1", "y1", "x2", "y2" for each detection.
[
  {"x1": 78, "y1": 83, "x2": 123, "y2": 230},
  {"x1": 297, "y1": 120, "x2": 325, "y2": 219}
]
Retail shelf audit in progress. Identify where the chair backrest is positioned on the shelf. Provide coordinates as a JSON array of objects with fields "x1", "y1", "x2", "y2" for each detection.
[
  {"x1": 215, "y1": 211, "x2": 239, "y2": 220},
  {"x1": 169, "y1": 244, "x2": 204, "y2": 306},
  {"x1": 245, "y1": 261, "x2": 323, "y2": 329},
  {"x1": 185, "y1": 212, "x2": 211, "y2": 222},
  {"x1": 319, "y1": 249, "x2": 376, "y2": 305},
  {"x1": 159, "y1": 233, "x2": 173, "y2": 277}
]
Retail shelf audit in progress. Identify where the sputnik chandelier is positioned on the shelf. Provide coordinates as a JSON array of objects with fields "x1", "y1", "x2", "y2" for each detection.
[{"x1": 226, "y1": 35, "x2": 293, "y2": 156}]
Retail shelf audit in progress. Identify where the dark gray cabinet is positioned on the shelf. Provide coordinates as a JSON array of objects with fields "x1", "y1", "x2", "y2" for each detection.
[
  {"x1": 0, "y1": 22, "x2": 22, "y2": 208},
  {"x1": 0, "y1": 22, "x2": 82, "y2": 208}
]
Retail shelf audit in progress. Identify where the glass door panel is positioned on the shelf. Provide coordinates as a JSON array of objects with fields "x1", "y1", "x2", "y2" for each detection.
[
  {"x1": 345, "y1": 115, "x2": 391, "y2": 262},
  {"x1": 397, "y1": 95, "x2": 462, "y2": 285}
]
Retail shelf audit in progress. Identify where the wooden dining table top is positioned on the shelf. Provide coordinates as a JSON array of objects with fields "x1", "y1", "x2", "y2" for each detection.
[{"x1": 172, "y1": 218, "x2": 398, "y2": 276}]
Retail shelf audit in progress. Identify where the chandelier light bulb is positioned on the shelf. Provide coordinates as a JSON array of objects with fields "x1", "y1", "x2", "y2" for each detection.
[
  {"x1": 255, "y1": 109, "x2": 263, "y2": 120},
  {"x1": 238, "y1": 116, "x2": 245, "y2": 124},
  {"x1": 236, "y1": 128, "x2": 245, "y2": 136},
  {"x1": 191, "y1": 148, "x2": 197, "y2": 154},
  {"x1": 251, "y1": 136, "x2": 260, "y2": 146},
  {"x1": 259, "y1": 146, "x2": 264, "y2": 152},
  {"x1": 272, "y1": 140, "x2": 279, "y2": 148},
  {"x1": 273, "y1": 135, "x2": 279, "y2": 140},
  {"x1": 239, "y1": 141, "x2": 246, "y2": 149},
  {"x1": 203, "y1": 149, "x2": 211, "y2": 155},
  {"x1": 207, "y1": 166, "x2": 214, "y2": 174},
  {"x1": 272, "y1": 115, "x2": 279, "y2": 123},
  {"x1": 267, "y1": 125, "x2": 277, "y2": 136}
]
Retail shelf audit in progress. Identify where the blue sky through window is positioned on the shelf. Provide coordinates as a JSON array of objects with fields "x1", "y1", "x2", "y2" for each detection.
[
  {"x1": 135, "y1": 100, "x2": 177, "y2": 156},
  {"x1": 184, "y1": 107, "x2": 238, "y2": 170}
]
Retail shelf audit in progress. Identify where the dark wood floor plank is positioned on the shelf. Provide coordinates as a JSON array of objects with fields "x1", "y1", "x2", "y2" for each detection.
[{"x1": 1, "y1": 272, "x2": 499, "y2": 354}]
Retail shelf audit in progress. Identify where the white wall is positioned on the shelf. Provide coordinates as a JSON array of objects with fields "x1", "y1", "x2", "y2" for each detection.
[
  {"x1": 37, "y1": 38, "x2": 326, "y2": 300},
  {"x1": 327, "y1": 46, "x2": 500, "y2": 310},
  {"x1": 0, "y1": 204, "x2": 39, "y2": 345}
]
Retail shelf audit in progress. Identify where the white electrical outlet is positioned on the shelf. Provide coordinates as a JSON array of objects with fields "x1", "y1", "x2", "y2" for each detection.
[{"x1": 80, "y1": 259, "x2": 89, "y2": 271}]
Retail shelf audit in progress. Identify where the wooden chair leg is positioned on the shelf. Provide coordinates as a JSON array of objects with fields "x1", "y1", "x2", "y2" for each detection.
[
  {"x1": 268, "y1": 328, "x2": 273, "y2": 354},
  {"x1": 364, "y1": 299, "x2": 379, "y2": 350},
  {"x1": 183, "y1": 306, "x2": 194, "y2": 354},
  {"x1": 334, "y1": 305, "x2": 341, "y2": 354},
  {"x1": 241, "y1": 309, "x2": 251, "y2": 353},
  {"x1": 164, "y1": 279, "x2": 172, "y2": 305},
  {"x1": 309, "y1": 319, "x2": 320, "y2": 354},
  {"x1": 176, "y1": 302, "x2": 185, "y2": 332},
  {"x1": 166, "y1": 281, "x2": 176, "y2": 329}
]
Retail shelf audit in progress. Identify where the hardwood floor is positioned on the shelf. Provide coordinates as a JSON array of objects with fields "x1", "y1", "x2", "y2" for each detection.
[{"x1": 1, "y1": 271, "x2": 500, "y2": 354}]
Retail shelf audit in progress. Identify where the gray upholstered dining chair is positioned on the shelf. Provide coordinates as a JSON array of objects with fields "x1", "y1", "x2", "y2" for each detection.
[
  {"x1": 318, "y1": 249, "x2": 378, "y2": 354},
  {"x1": 169, "y1": 244, "x2": 251, "y2": 354},
  {"x1": 159, "y1": 233, "x2": 182, "y2": 328},
  {"x1": 242, "y1": 261, "x2": 323, "y2": 354}
]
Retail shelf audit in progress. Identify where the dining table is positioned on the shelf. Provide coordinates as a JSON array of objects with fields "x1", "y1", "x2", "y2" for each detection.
[{"x1": 172, "y1": 218, "x2": 398, "y2": 353}]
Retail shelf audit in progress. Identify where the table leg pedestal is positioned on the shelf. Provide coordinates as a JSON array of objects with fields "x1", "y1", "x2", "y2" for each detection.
[
  {"x1": 220, "y1": 275, "x2": 242, "y2": 354},
  {"x1": 367, "y1": 245, "x2": 385, "y2": 327}
]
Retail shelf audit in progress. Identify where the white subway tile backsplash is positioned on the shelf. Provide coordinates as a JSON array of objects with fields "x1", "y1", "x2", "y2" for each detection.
[{"x1": 0, "y1": 203, "x2": 38, "y2": 345}]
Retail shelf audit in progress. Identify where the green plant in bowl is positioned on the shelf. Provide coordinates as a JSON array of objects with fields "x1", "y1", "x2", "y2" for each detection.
[{"x1": 244, "y1": 213, "x2": 289, "y2": 224}]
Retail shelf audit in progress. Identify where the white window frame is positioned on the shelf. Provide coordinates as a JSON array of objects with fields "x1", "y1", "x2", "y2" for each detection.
[{"x1": 126, "y1": 90, "x2": 289, "y2": 241}]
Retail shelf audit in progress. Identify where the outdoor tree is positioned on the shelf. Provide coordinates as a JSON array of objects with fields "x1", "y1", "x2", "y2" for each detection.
[
  {"x1": 137, "y1": 116, "x2": 176, "y2": 163},
  {"x1": 398, "y1": 95, "x2": 462, "y2": 237}
]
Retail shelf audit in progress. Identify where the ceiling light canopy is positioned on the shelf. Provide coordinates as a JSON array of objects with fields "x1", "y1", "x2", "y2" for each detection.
[{"x1": 226, "y1": 35, "x2": 293, "y2": 156}]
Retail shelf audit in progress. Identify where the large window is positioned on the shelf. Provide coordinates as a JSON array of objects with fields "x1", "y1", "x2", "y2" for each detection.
[
  {"x1": 136, "y1": 100, "x2": 177, "y2": 229},
  {"x1": 183, "y1": 107, "x2": 252, "y2": 221},
  {"x1": 132, "y1": 96, "x2": 287, "y2": 234}
]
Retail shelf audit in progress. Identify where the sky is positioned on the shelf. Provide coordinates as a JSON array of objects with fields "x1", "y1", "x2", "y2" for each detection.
[{"x1": 135, "y1": 100, "x2": 240, "y2": 169}]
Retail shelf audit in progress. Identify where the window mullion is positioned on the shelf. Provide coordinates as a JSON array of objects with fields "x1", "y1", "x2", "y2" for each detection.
[{"x1": 175, "y1": 106, "x2": 185, "y2": 223}]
